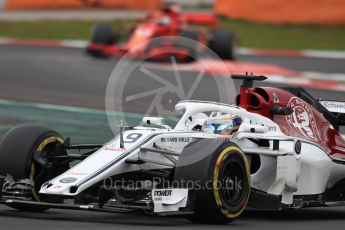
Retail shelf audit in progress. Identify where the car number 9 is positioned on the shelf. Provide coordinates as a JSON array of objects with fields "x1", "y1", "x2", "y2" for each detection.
[{"x1": 124, "y1": 133, "x2": 143, "y2": 143}]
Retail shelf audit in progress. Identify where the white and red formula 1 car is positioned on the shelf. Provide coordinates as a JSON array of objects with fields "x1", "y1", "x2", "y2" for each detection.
[{"x1": 0, "y1": 75, "x2": 345, "y2": 224}]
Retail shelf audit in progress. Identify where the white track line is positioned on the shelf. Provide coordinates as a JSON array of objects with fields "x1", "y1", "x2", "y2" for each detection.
[
  {"x1": 60, "y1": 40, "x2": 89, "y2": 48},
  {"x1": 238, "y1": 47, "x2": 345, "y2": 60},
  {"x1": 303, "y1": 50, "x2": 345, "y2": 60},
  {"x1": 302, "y1": 72, "x2": 345, "y2": 83}
]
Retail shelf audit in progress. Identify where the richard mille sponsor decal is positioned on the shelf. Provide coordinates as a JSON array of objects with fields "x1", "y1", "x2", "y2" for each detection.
[
  {"x1": 161, "y1": 137, "x2": 192, "y2": 142},
  {"x1": 286, "y1": 97, "x2": 320, "y2": 141},
  {"x1": 59, "y1": 177, "x2": 78, "y2": 184}
]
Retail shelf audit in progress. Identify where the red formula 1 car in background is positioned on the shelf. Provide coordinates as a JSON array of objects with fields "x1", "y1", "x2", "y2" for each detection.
[{"x1": 87, "y1": 4, "x2": 237, "y2": 61}]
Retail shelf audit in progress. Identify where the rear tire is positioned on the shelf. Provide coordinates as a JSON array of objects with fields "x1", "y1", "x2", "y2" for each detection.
[
  {"x1": 174, "y1": 141, "x2": 250, "y2": 224},
  {"x1": 91, "y1": 24, "x2": 117, "y2": 45},
  {"x1": 209, "y1": 30, "x2": 237, "y2": 60},
  {"x1": 178, "y1": 30, "x2": 200, "y2": 62},
  {"x1": 0, "y1": 125, "x2": 68, "y2": 211}
]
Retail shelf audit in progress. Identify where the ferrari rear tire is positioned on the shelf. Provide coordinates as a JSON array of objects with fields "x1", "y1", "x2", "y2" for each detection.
[
  {"x1": 178, "y1": 30, "x2": 200, "y2": 62},
  {"x1": 174, "y1": 142, "x2": 250, "y2": 224},
  {"x1": 0, "y1": 125, "x2": 68, "y2": 211},
  {"x1": 179, "y1": 30, "x2": 199, "y2": 41},
  {"x1": 209, "y1": 30, "x2": 237, "y2": 60},
  {"x1": 91, "y1": 24, "x2": 117, "y2": 45}
]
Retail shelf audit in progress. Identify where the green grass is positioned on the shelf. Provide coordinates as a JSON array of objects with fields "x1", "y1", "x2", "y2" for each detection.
[
  {"x1": 220, "y1": 19, "x2": 345, "y2": 50},
  {"x1": 0, "y1": 19, "x2": 344, "y2": 50},
  {"x1": 0, "y1": 20, "x2": 134, "y2": 40}
]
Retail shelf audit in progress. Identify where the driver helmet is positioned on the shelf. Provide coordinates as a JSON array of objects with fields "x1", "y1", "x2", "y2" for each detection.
[
  {"x1": 158, "y1": 16, "x2": 171, "y2": 25},
  {"x1": 206, "y1": 112, "x2": 242, "y2": 135}
]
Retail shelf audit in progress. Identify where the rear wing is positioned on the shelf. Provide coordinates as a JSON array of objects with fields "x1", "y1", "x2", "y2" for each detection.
[
  {"x1": 319, "y1": 100, "x2": 345, "y2": 127},
  {"x1": 181, "y1": 13, "x2": 218, "y2": 30}
]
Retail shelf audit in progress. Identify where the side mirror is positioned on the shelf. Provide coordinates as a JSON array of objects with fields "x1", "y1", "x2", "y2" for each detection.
[
  {"x1": 142, "y1": 117, "x2": 172, "y2": 130},
  {"x1": 142, "y1": 117, "x2": 165, "y2": 126},
  {"x1": 270, "y1": 106, "x2": 293, "y2": 115}
]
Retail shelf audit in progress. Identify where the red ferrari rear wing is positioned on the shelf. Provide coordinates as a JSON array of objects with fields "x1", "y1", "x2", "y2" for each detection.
[{"x1": 181, "y1": 12, "x2": 218, "y2": 30}]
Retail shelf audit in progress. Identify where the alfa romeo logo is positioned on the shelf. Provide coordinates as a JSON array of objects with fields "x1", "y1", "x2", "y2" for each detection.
[{"x1": 286, "y1": 97, "x2": 321, "y2": 141}]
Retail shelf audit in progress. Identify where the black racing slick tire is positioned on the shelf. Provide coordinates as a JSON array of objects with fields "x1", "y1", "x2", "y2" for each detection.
[
  {"x1": 178, "y1": 30, "x2": 200, "y2": 62},
  {"x1": 209, "y1": 30, "x2": 237, "y2": 60},
  {"x1": 179, "y1": 30, "x2": 200, "y2": 41},
  {"x1": 0, "y1": 125, "x2": 68, "y2": 211},
  {"x1": 91, "y1": 24, "x2": 117, "y2": 45},
  {"x1": 174, "y1": 140, "x2": 250, "y2": 224}
]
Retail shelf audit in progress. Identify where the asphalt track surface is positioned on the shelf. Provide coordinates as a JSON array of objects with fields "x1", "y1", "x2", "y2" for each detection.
[
  {"x1": 0, "y1": 45, "x2": 344, "y2": 111},
  {"x1": 0, "y1": 44, "x2": 345, "y2": 229}
]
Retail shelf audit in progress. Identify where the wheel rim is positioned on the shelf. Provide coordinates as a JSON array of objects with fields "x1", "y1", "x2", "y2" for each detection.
[
  {"x1": 213, "y1": 146, "x2": 250, "y2": 219},
  {"x1": 219, "y1": 158, "x2": 245, "y2": 207},
  {"x1": 30, "y1": 137, "x2": 64, "y2": 201}
]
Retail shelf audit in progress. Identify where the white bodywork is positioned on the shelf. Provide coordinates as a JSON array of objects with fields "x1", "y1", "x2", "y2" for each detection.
[{"x1": 40, "y1": 100, "x2": 345, "y2": 210}]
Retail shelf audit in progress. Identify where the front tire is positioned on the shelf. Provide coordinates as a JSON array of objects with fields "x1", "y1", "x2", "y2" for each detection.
[
  {"x1": 174, "y1": 141, "x2": 250, "y2": 224},
  {"x1": 0, "y1": 125, "x2": 68, "y2": 211},
  {"x1": 91, "y1": 24, "x2": 117, "y2": 45}
]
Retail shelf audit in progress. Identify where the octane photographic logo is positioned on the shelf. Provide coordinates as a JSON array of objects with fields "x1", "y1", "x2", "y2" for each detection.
[
  {"x1": 105, "y1": 36, "x2": 236, "y2": 135},
  {"x1": 103, "y1": 177, "x2": 243, "y2": 192}
]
